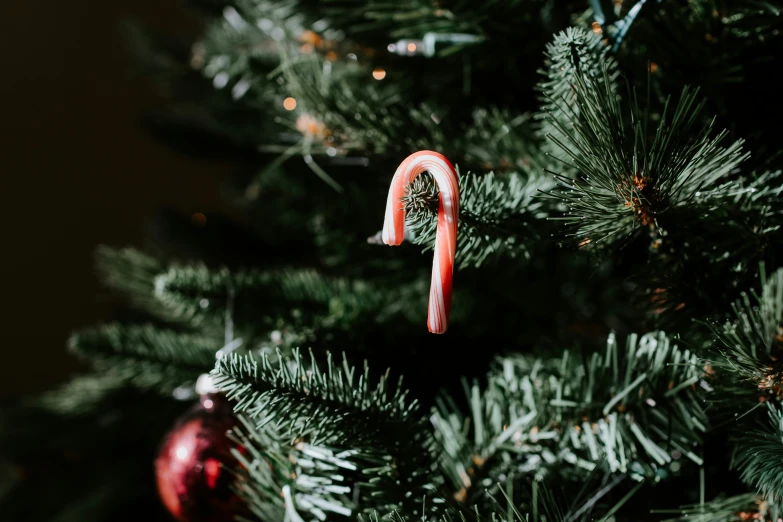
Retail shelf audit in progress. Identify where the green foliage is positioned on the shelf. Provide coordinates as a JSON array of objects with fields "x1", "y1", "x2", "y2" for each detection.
[
  {"x1": 697, "y1": 267, "x2": 783, "y2": 518},
  {"x1": 229, "y1": 414, "x2": 625, "y2": 522},
  {"x1": 402, "y1": 169, "x2": 547, "y2": 269},
  {"x1": 228, "y1": 417, "x2": 290, "y2": 522},
  {"x1": 360, "y1": 478, "x2": 627, "y2": 522},
  {"x1": 708, "y1": 266, "x2": 783, "y2": 400},
  {"x1": 463, "y1": 109, "x2": 553, "y2": 175},
  {"x1": 656, "y1": 493, "x2": 762, "y2": 522},
  {"x1": 690, "y1": 170, "x2": 783, "y2": 270},
  {"x1": 212, "y1": 349, "x2": 442, "y2": 517},
  {"x1": 303, "y1": 0, "x2": 532, "y2": 39},
  {"x1": 230, "y1": 415, "x2": 401, "y2": 522},
  {"x1": 197, "y1": 3, "x2": 449, "y2": 167},
  {"x1": 153, "y1": 264, "x2": 425, "y2": 331},
  {"x1": 188, "y1": 0, "x2": 573, "y2": 192},
  {"x1": 547, "y1": 67, "x2": 748, "y2": 249},
  {"x1": 622, "y1": 0, "x2": 783, "y2": 95},
  {"x1": 276, "y1": 52, "x2": 448, "y2": 157},
  {"x1": 433, "y1": 330, "x2": 707, "y2": 503},
  {"x1": 537, "y1": 27, "x2": 618, "y2": 161},
  {"x1": 14, "y1": 0, "x2": 783, "y2": 518},
  {"x1": 153, "y1": 264, "x2": 306, "y2": 326},
  {"x1": 95, "y1": 246, "x2": 173, "y2": 318},
  {"x1": 35, "y1": 372, "x2": 132, "y2": 416},
  {"x1": 69, "y1": 324, "x2": 220, "y2": 394},
  {"x1": 212, "y1": 349, "x2": 420, "y2": 444},
  {"x1": 735, "y1": 403, "x2": 783, "y2": 502}
]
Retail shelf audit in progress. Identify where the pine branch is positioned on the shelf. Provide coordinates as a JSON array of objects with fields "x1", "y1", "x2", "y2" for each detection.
[
  {"x1": 655, "y1": 493, "x2": 763, "y2": 522},
  {"x1": 193, "y1": 2, "x2": 562, "y2": 178},
  {"x1": 153, "y1": 264, "x2": 425, "y2": 331},
  {"x1": 433, "y1": 331, "x2": 707, "y2": 504},
  {"x1": 708, "y1": 266, "x2": 783, "y2": 402},
  {"x1": 596, "y1": 171, "x2": 783, "y2": 322},
  {"x1": 230, "y1": 408, "x2": 625, "y2": 522},
  {"x1": 536, "y1": 27, "x2": 619, "y2": 162},
  {"x1": 463, "y1": 109, "x2": 554, "y2": 175},
  {"x1": 228, "y1": 417, "x2": 290, "y2": 522},
  {"x1": 153, "y1": 264, "x2": 313, "y2": 326},
  {"x1": 545, "y1": 65, "x2": 748, "y2": 249},
  {"x1": 684, "y1": 170, "x2": 783, "y2": 270},
  {"x1": 198, "y1": 4, "x2": 451, "y2": 160},
  {"x1": 704, "y1": 268, "x2": 783, "y2": 510},
  {"x1": 95, "y1": 246, "x2": 174, "y2": 318},
  {"x1": 213, "y1": 349, "x2": 442, "y2": 517},
  {"x1": 402, "y1": 170, "x2": 547, "y2": 269},
  {"x1": 35, "y1": 372, "x2": 131, "y2": 416},
  {"x1": 231, "y1": 415, "x2": 393, "y2": 522},
  {"x1": 196, "y1": 1, "x2": 299, "y2": 107},
  {"x1": 212, "y1": 349, "x2": 419, "y2": 444},
  {"x1": 275, "y1": 51, "x2": 449, "y2": 156},
  {"x1": 69, "y1": 324, "x2": 220, "y2": 393},
  {"x1": 366, "y1": 476, "x2": 639, "y2": 522},
  {"x1": 304, "y1": 0, "x2": 533, "y2": 39},
  {"x1": 632, "y1": 0, "x2": 783, "y2": 85},
  {"x1": 735, "y1": 403, "x2": 783, "y2": 502}
]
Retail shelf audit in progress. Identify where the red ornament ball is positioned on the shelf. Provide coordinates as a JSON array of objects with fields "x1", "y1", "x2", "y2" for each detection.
[{"x1": 155, "y1": 394, "x2": 240, "y2": 522}]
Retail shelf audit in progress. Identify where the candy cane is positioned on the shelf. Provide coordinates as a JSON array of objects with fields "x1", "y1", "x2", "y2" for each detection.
[{"x1": 382, "y1": 151, "x2": 459, "y2": 334}]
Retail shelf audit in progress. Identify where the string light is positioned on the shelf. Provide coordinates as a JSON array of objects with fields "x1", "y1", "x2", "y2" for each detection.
[
  {"x1": 372, "y1": 67, "x2": 387, "y2": 80},
  {"x1": 296, "y1": 114, "x2": 327, "y2": 138},
  {"x1": 388, "y1": 32, "x2": 481, "y2": 58},
  {"x1": 299, "y1": 29, "x2": 322, "y2": 46},
  {"x1": 283, "y1": 97, "x2": 297, "y2": 110},
  {"x1": 592, "y1": 22, "x2": 602, "y2": 34}
]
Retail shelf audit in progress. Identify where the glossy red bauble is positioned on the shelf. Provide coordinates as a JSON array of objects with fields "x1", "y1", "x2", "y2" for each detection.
[{"x1": 155, "y1": 394, "x2": 240, "y2": 522}]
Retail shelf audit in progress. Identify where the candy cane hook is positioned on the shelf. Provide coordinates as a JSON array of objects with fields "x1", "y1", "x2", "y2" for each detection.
[{"x1": 382, "y1": 151, "x2": 459, "y2": 334}]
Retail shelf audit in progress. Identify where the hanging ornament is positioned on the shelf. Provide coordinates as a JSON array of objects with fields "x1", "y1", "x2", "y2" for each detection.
[
  {"x1": 157, "y1": 295, "x2": 245, "y2": 521},
  {"x1": 387, "y1": 33, "x2": 481, "y2": 57},
  {"x1": 155, "y1": 393, "x2": 241, "y2": 522},
  {"x1": 382, "y1": 151, "x2": 459, "y2": 333}
]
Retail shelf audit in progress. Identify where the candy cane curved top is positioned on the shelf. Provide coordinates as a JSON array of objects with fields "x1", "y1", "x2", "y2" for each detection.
[{"x1": 382, "y1": 151, "x2": 459, "y2": 334}]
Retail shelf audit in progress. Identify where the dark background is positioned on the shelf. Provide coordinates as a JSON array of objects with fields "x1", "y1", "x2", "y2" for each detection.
[{"x1": 1, "y1": 2, "x2": 231, "y2": 397}]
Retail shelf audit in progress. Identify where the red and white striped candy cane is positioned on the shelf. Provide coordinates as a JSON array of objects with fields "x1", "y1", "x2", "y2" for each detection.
[{"x1": 382, "y1": 151, "x2": 459, "y2": 334}]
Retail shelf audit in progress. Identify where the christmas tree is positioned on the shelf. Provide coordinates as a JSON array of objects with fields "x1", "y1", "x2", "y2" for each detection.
[{"x1": 4, "y1": 0, "x2": 783, "y2": 521}]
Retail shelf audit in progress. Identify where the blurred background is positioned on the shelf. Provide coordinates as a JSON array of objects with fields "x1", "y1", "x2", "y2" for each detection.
[{"x1": 1, "y1": 2, "x2": 235, "y2": 397}]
